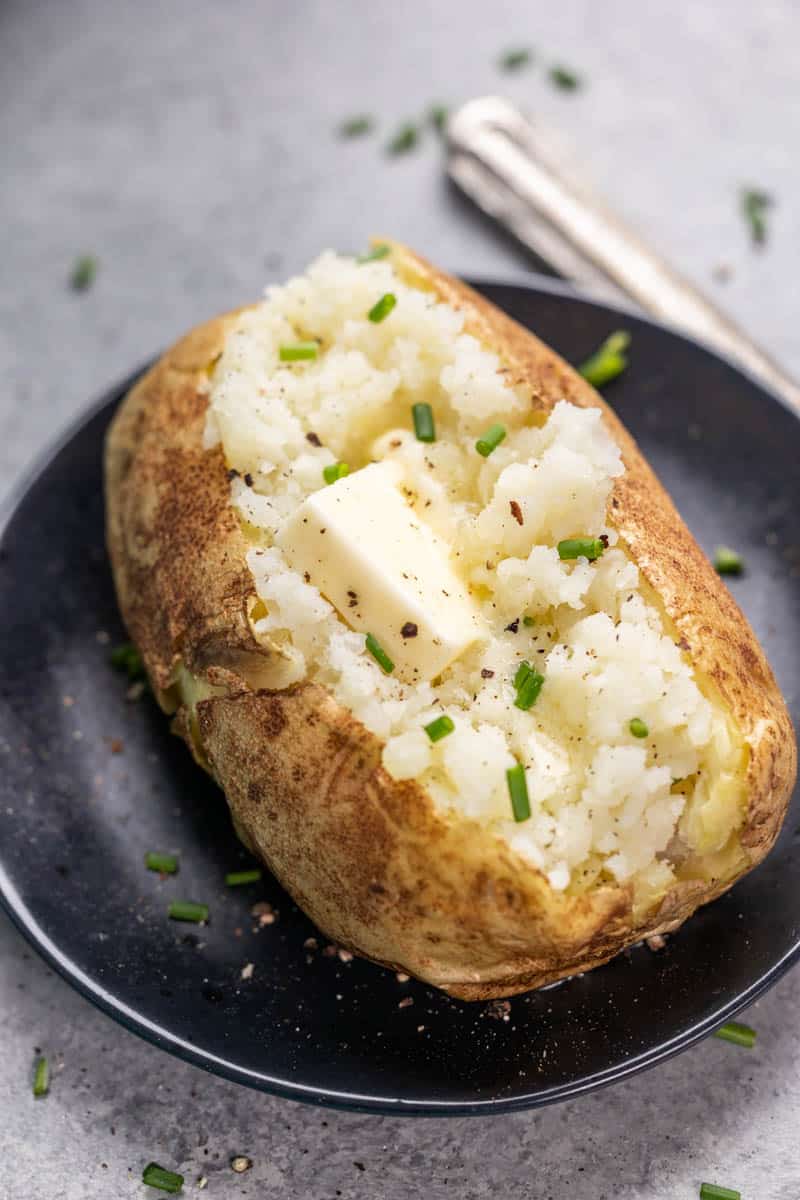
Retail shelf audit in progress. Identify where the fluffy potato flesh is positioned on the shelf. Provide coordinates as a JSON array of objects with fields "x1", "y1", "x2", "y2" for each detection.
[{"x1": 105, "y1": 240, "x2": 796, "y2": 998}]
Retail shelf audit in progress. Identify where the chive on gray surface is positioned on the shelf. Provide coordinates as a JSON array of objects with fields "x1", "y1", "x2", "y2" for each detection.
[{"x1": 1, "y1": 0, "x2": 800, "y2": 1197}]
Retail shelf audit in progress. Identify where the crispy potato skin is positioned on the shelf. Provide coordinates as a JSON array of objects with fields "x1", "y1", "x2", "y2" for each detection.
[{"x1": 105, "y1": 243, "x2": 796, "y2": 999}]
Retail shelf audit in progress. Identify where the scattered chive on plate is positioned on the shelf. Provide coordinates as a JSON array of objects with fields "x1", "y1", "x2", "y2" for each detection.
[
  {"x1": 167, "y1": 901, "x2": 208, "y2": 924},
  {"x1": 145, "y1": 852, "x2": 178, "y2": 874},
  {"x1": 225, "y1": 869, "x2": 262, "y2": 887},
  {"x1": 142, "y1": 1163, "x2": 185, "y2": 1194},
  {"x1": 713, "y1": 1020, "x2": 756, "y2": 1048},
  {"x1": 577, "y1": 330, "x2": 630, "y2": 388},
  {"x1": 33, "y1": 1055, "x2": 49, "y2": 1097}
]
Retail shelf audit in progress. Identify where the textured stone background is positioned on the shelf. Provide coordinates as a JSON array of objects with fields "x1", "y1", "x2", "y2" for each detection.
[{"x1": 1, "y1": 1, "x2": 798, "y2": 1196}]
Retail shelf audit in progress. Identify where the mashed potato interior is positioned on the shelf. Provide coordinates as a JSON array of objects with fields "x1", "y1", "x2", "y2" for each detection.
[{"x1": 205, "y1": 250, "x2": 745, "y2": 904}]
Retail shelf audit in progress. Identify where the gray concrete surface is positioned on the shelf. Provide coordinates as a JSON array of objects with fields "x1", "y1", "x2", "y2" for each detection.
[{"x1": 1, "y1": 1, "x2": 798, "y2": 1196}]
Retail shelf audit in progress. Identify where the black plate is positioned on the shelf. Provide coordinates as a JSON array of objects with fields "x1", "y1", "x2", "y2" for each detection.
[{"x1": 1, "y1": 279, "x2": 798, "y2": 1115}]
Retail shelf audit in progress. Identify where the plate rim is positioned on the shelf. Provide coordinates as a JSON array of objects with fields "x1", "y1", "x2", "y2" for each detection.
[{"x1": 2, "y1": 274, "x2": 799, "y2": 1116}]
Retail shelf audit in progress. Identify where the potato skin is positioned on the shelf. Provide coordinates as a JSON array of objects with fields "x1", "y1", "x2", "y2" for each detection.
[{"x1": 105, "y1": 242, "x2": 796, "y2": 999}]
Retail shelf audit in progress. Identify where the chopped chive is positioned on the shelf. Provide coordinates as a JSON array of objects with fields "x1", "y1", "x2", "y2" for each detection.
[
  {"x1": 357, "y1": 243, "x2": 391, "y2": 264},
  {"x1": 424, "y1": 715, "x2": 455, "y2": 743},
  {"x1": 323, "y1": 461, "x2": 350, "y2": 485},
  {"x1": 368, "y1": 292, "x2": 397, "y2": 323},
  {"x1": 499, "y1": 47, "x2": 532, "y2": 72},
  {"x1": 522, "y1": 615, "x2": 535, "y2": 627},
  {"x1": 365, "y1": 633, "x2": 394, "y2": 674},
  {"x1": 429, "y1": 104, "x2": 448, "y2": 134},
  {"x1": 557, "y1": 537, "x2": 605, "y2": 561},
  {"x1": 338, "y1": 115, "x2": 374, "y2": 138},
  {"x1": 549, "y1": 65, "x2": 582, "y2": 91},
  {"x1": 514, "y1": 666, "x2": 545, "y2": 711},
  {"x1": 69, "y1": 254, "x2": 98, "y2": 291},
  {"x1": 714, "y1": 1021, "x2": 756, "y2": 1048},
  {"x1": 629, "y1": 717, "x2": 649, "y2": 739},
  {"x1": 225, "y1": 869, "x2": 262, "y2": 887},
  {"x1": 168, "y1": 901, "x2": 208, "y2": 924},
  {"x1": 33, "y1": 1056, "x2": 49, "y2": 1098},
  {"x1": 713, "y1": 546, "x2": 744, "y2": 575},
  {"x1": 475, "y1": 423, "x2": 507, "y2": 457},
  {"x1": 577, "y1": 330, "x2": 630, "y2": 387},
  {"x1": 412, "y1": 402, "x2": 435, "y2": 443},
  {"x1": 386, "y1": 122, "x2": 419, "y2": 155},
  {"x1": 279, "y1": 341, "x2": 319, "y2": 362},
  {"x1": 506, "y1": 763, "x2": 531, "y2": 822},
  {"x1": 741, "y1": 187, "x2": 772, "y2": 247},
  {"x1": 110, "y1": 642, "x2": 145, "y2": 681},
  {"x1": 699, "y1": 1185, "x2": 741, "y2": 1200},
  {"x1": 145, "y1": 852, "x2": 179, "y2": 875},
  {"x1": 142, "y1": 1163, "x2": 185, "y2": 1193},
  {"x1": 513, "y1": 660, "x2": 532, "y2": 690}
]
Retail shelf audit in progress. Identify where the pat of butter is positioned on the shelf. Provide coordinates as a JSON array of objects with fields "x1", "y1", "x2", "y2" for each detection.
[{"x1": 278, "y1": 462, "x2": 484, "y2": 682}]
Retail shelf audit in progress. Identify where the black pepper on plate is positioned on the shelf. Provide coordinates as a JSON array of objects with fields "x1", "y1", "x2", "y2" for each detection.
[
  {"x1": 401, "y1": 622, "x2": 418, "y2": 638},
  {"x1": 226, "y1": 468, "x2": 240, "y2": 481},
  {"x1": 243, "y1": 472, "x2": 254, "y2": 487},
  {"x1": 306, "y1": 431, "x2": 322, "y2": 447},
  {"x1": 505, "y1": 618, "x2": 520, "y2": 633},
  {"x1": 481, "y1": 668, "x2": 495, "y2": 679}
]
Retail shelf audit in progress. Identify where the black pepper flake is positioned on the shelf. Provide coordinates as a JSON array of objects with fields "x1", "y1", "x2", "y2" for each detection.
[
  {"x1": 599, "y1": 533, "x2": 609, "y2": 548},
  {"x1": 509, "y1": 499, "x2": 524, "y2": 526},
  {"x1": 401, "y1": 622, "x2": 418, "y2": 638},
  {"x1": 304, "y1": 572, "x2": 311, "y2": 583},
  {"x1": 306, "y1": 431, "x2": 322, "y2": 446},
  {"x1": 347, "y1": 590, "x2": 358, "y2": 608},
  {"x1": 505, "y1": 618, "x2": 520, "y2": 633},
  {"x1": 481, "y1": 668, "x2": 495, "y2": 679},
  {"x1": 244, "y1": 472, "x2": 254, "y2": 487},
  {"x1": 226, "y1": 468, "x2": 240, "y2": 481}
]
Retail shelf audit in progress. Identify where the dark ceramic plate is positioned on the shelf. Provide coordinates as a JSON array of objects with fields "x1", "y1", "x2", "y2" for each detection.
[{"x1": 1, "y1": 279, "x2": 799, "y2": 1116}]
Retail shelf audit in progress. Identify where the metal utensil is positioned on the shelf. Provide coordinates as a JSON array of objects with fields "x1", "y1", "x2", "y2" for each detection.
[{"x1": 446, "y1": 96, "x2": 800, "y2": 413}]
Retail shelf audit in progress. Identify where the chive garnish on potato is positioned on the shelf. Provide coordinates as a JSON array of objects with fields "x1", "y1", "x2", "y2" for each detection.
[
  {"x1": 557, "y1": 537, "x2": 605, "y2": 561},
  {"x1": 424, "y1": 715, "x2": 455, "y2": 743},
  {"x1": 475, "y1": 423, "x2": 507, "y2": 457},
  {"x1": 279, "y1": 342, "x2": 319, "y2": 362},
  {"x1": 513, "y1": 661, "x2": 544, "y2": 710},
  {"x1": 323, "y1": 462, "x2": 350, "y2": 485},
  {"x1": 629, "y1": 718, "x2": 649, "y2": 739},
  {"x1": 368, "y1": 293, "x2": 397, "y2": 323},
  {"x1": 412, "y1": 402, "x2": 435, "y2": 443},
  {"x1": 506, "y1": 763, "x2": 531, "y2": 822},
  {"x1": 365, "y1": 633, "x2": 394, "y2": 674}
]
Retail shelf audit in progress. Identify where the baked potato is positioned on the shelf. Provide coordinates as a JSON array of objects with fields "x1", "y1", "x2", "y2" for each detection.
[{"x1": 105, "y1": 240, "x2": 796, "y2": 1000}]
